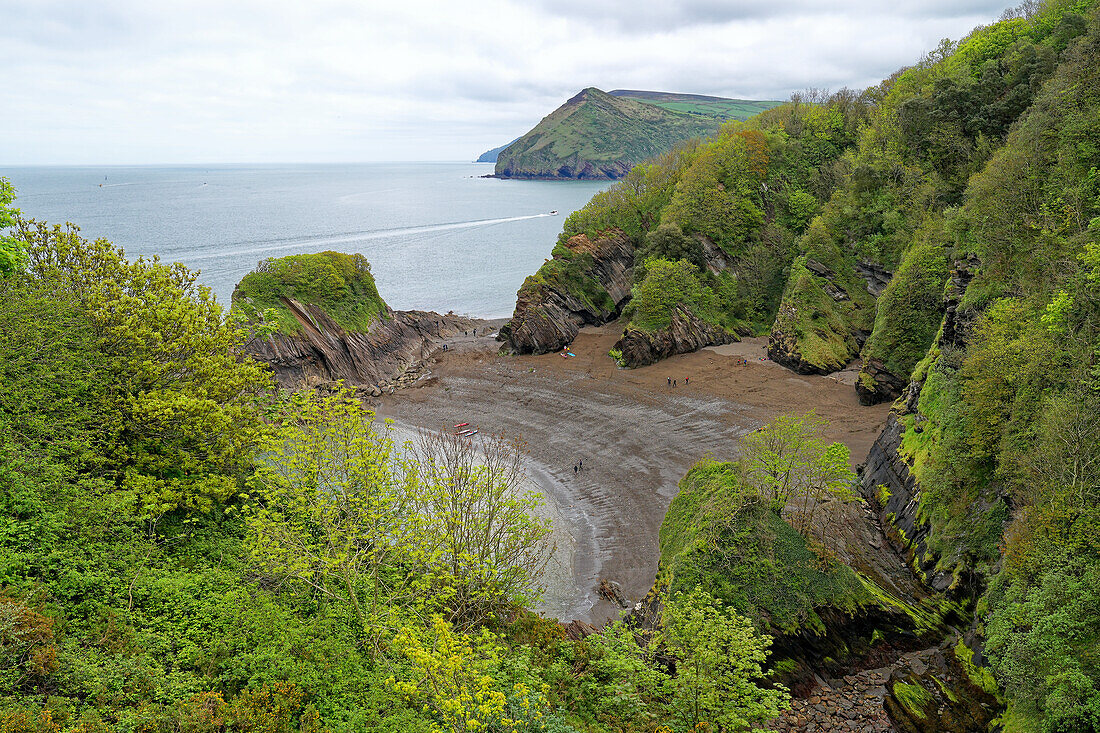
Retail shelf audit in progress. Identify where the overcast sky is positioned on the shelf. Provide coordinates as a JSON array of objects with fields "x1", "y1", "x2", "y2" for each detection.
[{"x1": 1, "y1": 0, "x2": 1014, "y2": 165}]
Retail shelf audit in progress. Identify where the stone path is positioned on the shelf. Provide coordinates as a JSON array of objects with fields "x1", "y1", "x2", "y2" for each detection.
[{"x1": 769, "y1": 665, "x2": 895, "y2": 732}]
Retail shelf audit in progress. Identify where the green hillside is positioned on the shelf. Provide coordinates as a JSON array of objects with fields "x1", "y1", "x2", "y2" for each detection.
[
  {"x1": 493, "y1": 87, "x2": 725, "y2": 179},
  {"x1": 609, "y1": 89, "x2": 782, "y2": 120}
]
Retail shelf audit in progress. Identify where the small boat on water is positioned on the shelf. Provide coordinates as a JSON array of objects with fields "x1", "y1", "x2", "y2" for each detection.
[
  {"x1": 453, "y1": 422, "x2": 469, "y2": 428},
  {"x1": 549, "y1": 210, "x2": 558, "y2": 215}
]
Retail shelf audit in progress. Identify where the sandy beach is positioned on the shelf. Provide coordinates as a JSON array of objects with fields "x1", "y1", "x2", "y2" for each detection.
[{"x1": 373, "y1": 323, "x2": 892, "y2": 624}]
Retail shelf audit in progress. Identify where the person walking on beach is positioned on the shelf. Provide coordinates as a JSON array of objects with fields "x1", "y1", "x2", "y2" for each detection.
[
  {"x1": 573, "y1": 465, "x2": 578, "y2": 475},
  {"x1": 667, "y1": 376, "x2": 671, "y2": 387},
  {"x1": 685, "y1": 376, "x2": 689, "y2": 385}
]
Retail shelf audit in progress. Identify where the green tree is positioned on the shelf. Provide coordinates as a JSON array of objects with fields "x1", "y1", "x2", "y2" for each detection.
[
  {"x1": 738, "y1": 413, "x2": 856, "y2": 538},
  {"x1": 657, "y1": 587, "x2": 789, "y2": 732},
  {"x1": 13, "y1": 219, "x2": 272, "y2": 515},
  {"x1": 0, "y1": 178, "x2": 23, "y2": 277},
  {"x1": 245, "y1": 392, "x2": 425, "y2": 649},
  {"x1": 390, "y1": 615, "x2": 551, "y2": 733},
  {"x1": 407, "y1": 429, "x2": 552, "y2": 627}
]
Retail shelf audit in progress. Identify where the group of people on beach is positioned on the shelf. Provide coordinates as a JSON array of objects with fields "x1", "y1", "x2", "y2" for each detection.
[
  {"x1": 573, "y1": 458, "x2": 585, "y2": 475},
  {"x1": 666, "y1": 376, "x2": 690, "y2": 387}
]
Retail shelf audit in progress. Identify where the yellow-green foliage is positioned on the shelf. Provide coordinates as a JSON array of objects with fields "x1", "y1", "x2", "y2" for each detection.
[
  {"x1": 232, "y1": 250, "x2": 388, "y2": 336},
  {"x1": 390, "y1": 616, "x2": 550, "y2": 733},
  {"x1": 626, "y1": 258, "x2": 720, "y2": 332},
  {"x1": 662, "y1": 127, "x2": 770, "y2": 254},
  {"x1": 892, "y1": 681, "x2": 933, "y2": 719},
  {"x1": 859, "y1": 225, "x2": 950, "y2": 379},
  {"x1": 658, "y1": 459, "x2": 872, "y2": 636}
]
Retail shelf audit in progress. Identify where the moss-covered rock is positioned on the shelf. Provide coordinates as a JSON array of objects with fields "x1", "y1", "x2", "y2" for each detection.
[
  {"x1": 506, "y1": 230, "x2": 634, "y2": 354},
  {"x1": 768, "y1": 244, "x2": 875, "y2": 373},
  {"x1": 856, "y1": 234, "x2": 950, "y2": 405},
  {"x1": 231, "y1": 251, "x2": 388, "y2": 336}
]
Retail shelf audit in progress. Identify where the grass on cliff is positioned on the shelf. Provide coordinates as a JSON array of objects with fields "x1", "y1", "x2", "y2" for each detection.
[
  {"x1": 231, "y1": 251, "x2": 389, "y2": 336},
  {"x1": 859, "y1": 229, "x2": 950, "y2": 381},
  {"x1": 658, "y1": 459, "x2": 874, "y2": 636},
  {"x1": 518, "y1": 239, "x2": 617, "y2": 317}
]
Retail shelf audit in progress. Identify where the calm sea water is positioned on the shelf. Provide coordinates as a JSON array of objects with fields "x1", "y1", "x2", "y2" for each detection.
[{"x1": 3, "y1": 163, "x2": 609, "y2": 317}]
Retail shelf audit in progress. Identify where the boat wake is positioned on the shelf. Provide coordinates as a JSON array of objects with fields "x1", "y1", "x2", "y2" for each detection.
[{"x1": 187, "y1": 213, "x2": 553, "y2": 261}]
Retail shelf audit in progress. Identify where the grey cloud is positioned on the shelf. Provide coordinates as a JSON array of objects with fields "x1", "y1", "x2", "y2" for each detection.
[{"x1": 529, "y1": 0, "x2": 1010, "y2": 31}]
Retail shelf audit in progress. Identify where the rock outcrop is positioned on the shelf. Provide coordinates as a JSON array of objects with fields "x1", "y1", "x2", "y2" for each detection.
[
  {"x1": 504, "y1": 230, "x2": 634, "y2": 354},
  {"x1": 243, "y1": 296, "x2": 478, "y2": 388},
  {"x1": 859, "y1": 411, "x2": 961, "y2": 592},
  {"x1": 855, "y1": 259, "x2": 893, "y2": 297},
  {"x1": 768, "y1": 256, "x2": 872, "y2": 375},
  {"x1": 613, "y1": 304, "x2": 738, "y2": 368},
  {"x1": 942, "y1": 254, "x2": 980, "y2": 350},
  {"x1": 855, "y1": 357, "x2": 909, "y2": 406}
]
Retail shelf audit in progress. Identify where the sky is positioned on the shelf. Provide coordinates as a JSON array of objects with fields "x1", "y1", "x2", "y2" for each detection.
[{"x1": 1, "y1": 0, "x2": 1016, "y2": 165}]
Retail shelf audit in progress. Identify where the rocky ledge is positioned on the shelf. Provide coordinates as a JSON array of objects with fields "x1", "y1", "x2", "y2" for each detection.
[
  {"x1": 855, "y1": 357, "x2": 909, "y2": 406},
  {"x1": 242, "y1": 296, "x2": 479, "y2": 388},
  {"x1": 504, "y1": 229, "x2": 634, "y2": 354},
  {"x1": 613, "y1": 304, "x2": 739, "y2": 368}
]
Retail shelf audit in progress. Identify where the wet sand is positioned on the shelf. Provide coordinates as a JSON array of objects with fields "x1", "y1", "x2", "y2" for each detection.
[{"x1": 373, "y1": 324, "x2": 892, "y2": 624}]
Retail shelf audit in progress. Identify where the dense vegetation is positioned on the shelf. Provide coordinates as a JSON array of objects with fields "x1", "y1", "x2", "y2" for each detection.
[
  {"x1": 513, "y1": 1, "x2": 1100, "y2": 729},
  {"x1": 231, "y1": 251, "x2": 389, "y2": 336},
  {"x1": 494, "y1": 88, "x2": 725, "y2": 180},
  {"x1": 0, "y1": 198, "x2": 796, "y2": 732},
  {"x1": 528, "y1": 86, "x2": 869, "y2": 338},
  {"x1": 6, "y1": 0, "x2": 1100, "y2": 729}
]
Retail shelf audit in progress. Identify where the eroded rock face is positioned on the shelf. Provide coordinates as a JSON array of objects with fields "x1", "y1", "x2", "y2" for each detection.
[
  {"x1": 613, "y1": 305, "x2": 738, "y2": 368},
  {"x1": 856, "y1": 357, "x2": 909, "y2": 406},
  {"x1": 505, "y1": 230, "x2": 634, "y2": 354},
  {"x1": 942, "y1": 254, "x2": 980, "y2": 350},
  {"x1": 858, "y1": 413, "x2": 957, "y2": 590},
  {"x1": 242, "y1": 297, "x2": 478, "y2": 388},
  {"x1": 883, "y1": 643, "x2": 1000, "y2": 733},
  {"x1": 854, "y1": 255, "x2": 979, "y2": 406},
  {"x1": 856, "y1": 259, "x2": 893, "y2": 297}
]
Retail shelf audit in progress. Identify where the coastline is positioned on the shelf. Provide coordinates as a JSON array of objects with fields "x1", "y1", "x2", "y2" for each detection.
[{"x1": 371, "y1": 324, "x2": 892, "y2": 625}]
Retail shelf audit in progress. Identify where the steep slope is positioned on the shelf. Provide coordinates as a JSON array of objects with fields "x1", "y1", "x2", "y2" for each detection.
[
  {"x1": 476, "y1": 137, "x2": 519, "y2": 163},
  {"x1": 231, "y1": 251, "x2": 479, "y2": 388},
  {"x1": 504, "y1": 92, "x2": 870, "y2": 357},
  {"x1": 493, "y1": 87, "x2": 722, "y2": 180}
]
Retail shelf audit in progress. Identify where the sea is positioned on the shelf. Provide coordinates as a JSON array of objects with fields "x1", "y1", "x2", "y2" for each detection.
[{"x1": 2, "y1": 163, "x2": 610, "y2": 317}]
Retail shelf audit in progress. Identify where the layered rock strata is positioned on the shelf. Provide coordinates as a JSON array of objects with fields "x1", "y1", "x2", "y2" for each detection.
[
  {"x1": 613, "y1": 305, "x2": 738, "y2": 368},
  {"x1": 242, "y1": 296, "x2": 478, "y2": 388},
  {"x1": 504, "y1": 230, "x2": 634, "y2": 354}
]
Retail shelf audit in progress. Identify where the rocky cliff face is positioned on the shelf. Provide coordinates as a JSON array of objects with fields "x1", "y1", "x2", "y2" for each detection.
[
  {"x1": 768, "y1": 257, "x2": 871, "y2": 374},
  {"x1": 243, "y1": 296, "x2": 478, "y2": 388},
  {"x1": 859, "y1": 255, "x2": 984, "y2": 595},
  {"x1": 613, "y1": 305, "x2": 738, "y2": 368},
  {"x1": 504, "y1": 230, "x2": 634, "y2": 354},
  {"x1": 855, "y1": 357, "x2": 910, "y2": 406},
  {"x1": 859, "y1": 410, "x2": 960, "y2": 592}
]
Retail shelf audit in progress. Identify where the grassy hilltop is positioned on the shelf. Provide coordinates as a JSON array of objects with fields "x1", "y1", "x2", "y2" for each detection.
[{"x1": 493, "y1": 87, "x2": 779, "y2": 180}]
